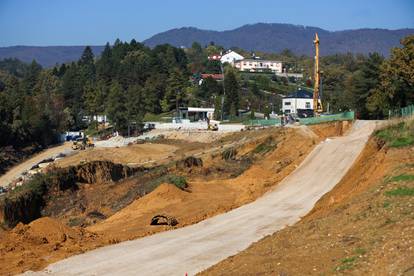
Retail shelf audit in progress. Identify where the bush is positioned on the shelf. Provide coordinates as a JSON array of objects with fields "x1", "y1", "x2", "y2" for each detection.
[
  {"x1": 165, "y1": 175, "x2": 187, "y2": 190},
  {"x1": 147, "y1": 174, "x2": 188, "y2": 191}
]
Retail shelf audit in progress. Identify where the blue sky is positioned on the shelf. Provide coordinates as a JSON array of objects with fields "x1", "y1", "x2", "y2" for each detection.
[{"x1": 0, "y1": 0, "x2": 413, "y2": 46}]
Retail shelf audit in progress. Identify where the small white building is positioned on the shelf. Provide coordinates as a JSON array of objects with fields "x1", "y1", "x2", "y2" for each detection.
[
  {"x1": 234, "y1": 59, "x2": 283, "y2": 73},
  {"x1": 179, "y1": 107, "x2": 215, "y2": 121},
  {"x1": 282, "y1": 89, "x2": 321, "y2": 117},
  {"x1": 220, "y1": 50, "x2": 244, "y2": 64}
]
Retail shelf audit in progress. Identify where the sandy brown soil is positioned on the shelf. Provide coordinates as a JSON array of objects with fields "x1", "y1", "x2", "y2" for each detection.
[
  {"x1": 0, "y1": 122, "x2": 349, "y2": 275},
  {"x1": 201, "y1": 137, "x2": 414, "y2": 276},
  {"x1": 88, "y1": 127, "x2": 316, "y2": 240},
  {"x1": 55, "y1": 143, "x2": 179, "y2": 168}
]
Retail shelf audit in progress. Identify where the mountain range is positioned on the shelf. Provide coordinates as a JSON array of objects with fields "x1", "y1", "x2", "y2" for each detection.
[{"x1": 1, "y1": 23, "x2": 412, "y2": 67}]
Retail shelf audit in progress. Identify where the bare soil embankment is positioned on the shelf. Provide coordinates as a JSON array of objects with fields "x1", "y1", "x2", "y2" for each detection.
[
  {"x1": 201, "y1": 132, "x2": 414, "y2": 275},
  {"x1": 0, "y1": 121, "x2": 349, "y2": 275}
]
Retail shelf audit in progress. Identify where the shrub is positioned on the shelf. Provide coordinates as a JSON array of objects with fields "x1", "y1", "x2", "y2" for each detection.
[
  {"x1": 147, "y1": 174, "x2": 188, "y2": 191},
  {"x1": 165, "y1": 175, "x2": 187, "y2": 190}
]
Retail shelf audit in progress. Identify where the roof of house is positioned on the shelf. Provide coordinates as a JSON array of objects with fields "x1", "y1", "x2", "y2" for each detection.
[
  {"x1": 201, "y1": 73, "x2": 224, "y2": 80},
  {"x1": 179, "y1": 107, "x2": 215, "y2": 112},
  {"x1": 284, "y1": 89, "x2": 314, "y2": 99},
  {"x1": 235, "y1": 58, "x2": 282, "y2": 63},
  {"x1": 221, "y1": 50, "x2": 244, "y2": 57}
]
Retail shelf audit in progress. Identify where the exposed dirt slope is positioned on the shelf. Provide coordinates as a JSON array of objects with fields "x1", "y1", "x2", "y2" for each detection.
[
  {"x1": 201, "y1": 138, "x2": 414, "y2": 275},
  {"x1": 88, "y1": 127, "x2": 315, "y2": 240},
  {"x1": 0, "y1": 121, "x2": 349, "y2": 275},
  {"x1": 24, "y1": 121, "x2": 369, "y2": 276},
  {"x1": 55, "y1": 143, "x2": 178, "y2": 168},
  {"x1": 0, "y1": 217, "x2": 102, "y2": 274}
]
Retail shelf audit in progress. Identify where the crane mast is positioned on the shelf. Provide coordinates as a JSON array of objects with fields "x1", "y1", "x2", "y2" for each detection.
[{"x1": 313, "y1": 33, "x2": 323, "y2": 116}]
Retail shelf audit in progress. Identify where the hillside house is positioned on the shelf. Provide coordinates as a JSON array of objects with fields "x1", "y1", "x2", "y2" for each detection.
[
  {"x1": 282, "y1": 89, "x2": 321, "y2": 117},
  {"x1": 220, "y1": 50, "x2": 244, "y2": 64},
  {"x1": 199, "y1": 73, "x2": 224, "y2": 85},
  {"x1": 234, "y1": 59, "x2": 283, "y2": 73}
]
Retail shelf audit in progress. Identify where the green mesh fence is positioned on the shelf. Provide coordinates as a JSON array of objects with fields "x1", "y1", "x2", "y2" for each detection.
[
  {"x1": 244, "y1": 118, "x2": 281, "y2": 126},
  {"x1": 401, "y1": 105, "x2": 414, "y2": 117},
  {"x1": 298, "y1": 111, "x2": 355, "y2": 125},
  {"x1": 244, "y1": 111, "x2": 355, "y2": 126},
  {"x1": 389, "y1": 105, "x2": 414, "y2": 118}
]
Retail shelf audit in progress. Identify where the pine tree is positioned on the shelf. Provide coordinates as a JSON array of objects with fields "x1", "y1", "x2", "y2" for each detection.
[
  {"x1": 162, "y1": 68, "x2": 188, "y2": 112},
  {"x1": 96, "y1": 43, "x2": 113, "y2": 84},
  {"x1": 79, "y1": 46, "x2": 96, "y2": 81},
  {"x1": 223, "y1": 71, "x2": 240, "y2": 116},
  {"x1": 22, "y1": 60, "x2": 42, "y2": 94},
  {"x1": 106, "y1": 82, "x2": 128, "y2": 132}
]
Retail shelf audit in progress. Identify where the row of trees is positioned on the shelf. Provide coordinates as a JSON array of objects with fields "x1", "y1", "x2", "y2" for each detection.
[
  {"x1": 319, "y1": 35, "x2": 413, "y2": 118},
  {"x1": 0, "y1": 40, "x2": 241, "y2": 148},
  {"x1": 0, "y1": 35, "x2": 412, "y2": 148}
]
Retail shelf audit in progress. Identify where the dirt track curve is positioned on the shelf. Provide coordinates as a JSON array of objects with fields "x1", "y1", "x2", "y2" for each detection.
[
  {"x1": 0, "y1": 143, "x2": 73, "y2": 187},
  {"x1": 28, "y1": 120, "x2": 378, "y2": 276}
]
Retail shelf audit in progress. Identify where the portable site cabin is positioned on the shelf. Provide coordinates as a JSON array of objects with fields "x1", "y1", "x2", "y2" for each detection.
[{"x1": 178, "y1": 107, "x2": 215, "y2": 122}]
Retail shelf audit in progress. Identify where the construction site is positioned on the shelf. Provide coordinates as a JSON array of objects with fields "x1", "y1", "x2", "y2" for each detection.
[{"x1": 0, "y1": 4, "x2": 414, "y2": 274}]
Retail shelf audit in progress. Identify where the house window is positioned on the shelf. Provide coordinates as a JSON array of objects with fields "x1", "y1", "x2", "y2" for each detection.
[
  {"x1": 285, "y1": 109, "x2": 291, "y2": 113},
  {"x1": 284, "y1": 101, "x2": 291, "y2": 106},
  {"x1": 306, "y1": 102, "x2": 311, "y2": 109}
]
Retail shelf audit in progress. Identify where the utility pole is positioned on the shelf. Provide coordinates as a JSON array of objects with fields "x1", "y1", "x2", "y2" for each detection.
[{"x1": 313, "y1": 33, "x2": 323, "y2": 116}]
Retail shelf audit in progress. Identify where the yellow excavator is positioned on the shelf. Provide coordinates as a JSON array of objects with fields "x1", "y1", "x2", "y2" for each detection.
[
  {"x1": 72, "y1": 136, "x2": 94, "y2": 150},
  {"x1": 313, "y1": 33, "x2": 323, "y2": 116}
]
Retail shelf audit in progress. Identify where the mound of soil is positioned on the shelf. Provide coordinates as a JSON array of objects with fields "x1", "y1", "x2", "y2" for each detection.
[
  {"x1": 0, "y1": 217, "x2": 102, "y2": 275},
  {"x1": 12, "y1": 217, "x2": 81, "y2": 245}
]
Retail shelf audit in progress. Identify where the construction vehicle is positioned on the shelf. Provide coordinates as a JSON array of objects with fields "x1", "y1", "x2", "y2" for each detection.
[
  {"x1": 313, "y1": 33, "x2": 323, "y2": 116},
  {"x1": 72, "y1": 136, "x2": 94, "y2": 150},
  {"x1": 207, "y1": 123, "x2": 218, "y2": 131},
  {"x1": 206, "y1": 117, "x2": 218, "y2": 131}
]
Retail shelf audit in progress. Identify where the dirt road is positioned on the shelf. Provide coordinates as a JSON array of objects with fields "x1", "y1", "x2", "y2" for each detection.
[
  {"x1": 0, "y1": 143, "x2": 73, "y2": 187},
  {"x1": 29, "y1": 121, "x2": 378, "y2": 276}
]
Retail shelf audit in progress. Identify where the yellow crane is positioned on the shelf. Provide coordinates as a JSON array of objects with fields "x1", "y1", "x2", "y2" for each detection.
[{"x1": 313, "y1": 33, "x2": 323, "y2": 116}]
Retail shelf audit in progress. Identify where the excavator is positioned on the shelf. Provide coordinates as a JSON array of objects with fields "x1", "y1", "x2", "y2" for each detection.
[
  {"x1": 72, "y1": 136, "x2": 94, "y2": 150},
  {"x1": 313, "y1": 33, "x2": 323, "y2": 116}
]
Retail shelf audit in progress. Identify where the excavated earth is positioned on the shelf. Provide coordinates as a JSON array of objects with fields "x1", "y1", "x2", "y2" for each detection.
[
  {"x1": 0, "y1": 122, "x2": 350, "y2": 275},
  {"x1": 201, "y1": 134, "x2": 414, "y2": 275}
]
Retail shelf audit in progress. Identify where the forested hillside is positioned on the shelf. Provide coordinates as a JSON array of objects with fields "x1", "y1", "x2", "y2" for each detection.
[
  {"x1": 144, "y1": 23, "x2": 413, "y2": 56},
  {"x1": 1, "y1": 23, "x2": 412, "y2": 67},
  {"x1": 0, "y1": 35, "x2": 413, "y2": 152}
]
